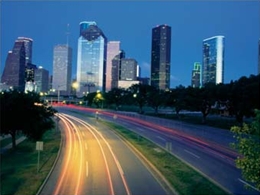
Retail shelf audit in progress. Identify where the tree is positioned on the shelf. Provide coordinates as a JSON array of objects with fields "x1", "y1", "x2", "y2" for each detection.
[
  {"x1": 229, "y1": 75, "x2": 260, "y2": 123},
  {"x1": 146, "y1": 86, "x2": 165, "y2": 114},
  {"x1": 0, "y1": 90, "x2": 56, "y2": 148},
  {"x1": 129, "y1": 84, "x2": 150, "y2": 114},
  {"x1": 105, "y1": 88, "x2": 126, "y2": 110},
  {"x1": 231, "y1": 109, "x2": 260, "y2": 190}
]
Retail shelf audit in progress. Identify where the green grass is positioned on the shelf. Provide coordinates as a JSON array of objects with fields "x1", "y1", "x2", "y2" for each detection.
[
  {"x1": 0, "y1": 129, "x2": 61, "y2": 195},
  {"x1": 102, "y1": 121, "x2": 230, "y2": 195}
]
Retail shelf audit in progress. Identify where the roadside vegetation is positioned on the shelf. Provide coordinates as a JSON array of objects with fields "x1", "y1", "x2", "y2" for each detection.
[
  {"x1": 0, "y1": 129, "x2": 60, "y2": 195},
  {"x1": 102, "y1": 120, "x2": 229, "y2": 195},
  {"x1": 0, "y1": 90, "x2": 58, "y2": 195},
  {"x1": 0, "y1": 90, "x2": 57, "y2": 149}
]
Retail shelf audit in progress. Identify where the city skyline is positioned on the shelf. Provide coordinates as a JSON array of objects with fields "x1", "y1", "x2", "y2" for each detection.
[{"x1": 1, "y1": 1, "x2": 259, "y2": 88}]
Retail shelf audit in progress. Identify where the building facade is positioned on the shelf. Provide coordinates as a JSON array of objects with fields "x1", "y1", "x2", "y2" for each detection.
[
  {"x1": 24, "y1": 63, "x2": 37, "y2": 92},
  {"x1": 52, "y1": 44, "x2": 72, "y2": 95},
  {"x1": 111, "y1": 50, "x2": 125, "y2": 89},
  {"x1": 17, "y1": 37, "x2": 33, "y2": 65},
  {"x1": 76, "y1": 21, "x2": 107, "y2": 95},
  {"x1": 106, "y1": 41, "x2": 120, "y2": 92},
  {"x1": 151, "y1": 24, "x2": 171, "y2": 90},
  {"x1": 35, "y1": 66, "x2": 49, "y2": 93},
  {"x1": 191, "y1": 62, "x2": 201, "y2": 88},
  {"x1": 1, "y1": 38, "x2": 27, "y2": 91},
  {"x1": 120, "y1": 58, "x2": 138, "y2": 81},
  {"x1": 202, "y1": 36, "x2": 225, "y2": 86}
]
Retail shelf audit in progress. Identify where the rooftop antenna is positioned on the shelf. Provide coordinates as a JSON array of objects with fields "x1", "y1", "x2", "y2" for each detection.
[{"x1": 66, "y1": 23, "x2": 70, "y2": 46}]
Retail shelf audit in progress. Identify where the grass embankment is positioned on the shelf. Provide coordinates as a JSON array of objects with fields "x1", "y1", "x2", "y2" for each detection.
[
  {"x1": 103, "y1": 121, "x2": 230, "y2": 195},
  {"x1": 0, "y1": 129, "x2": 60, "y2": 195}
]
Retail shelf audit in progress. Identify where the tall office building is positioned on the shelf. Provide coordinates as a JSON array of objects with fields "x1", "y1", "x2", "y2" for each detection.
[
  {"x1": 120, "y1": 58, "x2": 138, "y2": 81},
  {"x1": 111, "y1": 50, "x2": 125, "y2": 89},
  {"x1": 191, "y1": 62, "x2": 201, "y2": 88},
  {"x1": 257, "y1": 39, "x2": 260, "y2": 74},
  {"x1": 1, "y1": 38, "x2": 28, "y2": 91},
  {"x1": 106, "y1": 41, "x2": 120, "y2": 92},
  {"x1": 35, "y1": 66, "x2": 49, "y2": 93},
  {"x1": 202, "y1": 36, "x2": 225, "y2": 86},
  {"x1": 151, "y1": 24, "x2": 171, "y2": 90},
  {"x1": 52, "y1": 44, "x2": 72, "y2": 95},
  {"x1": 77, "y1": 21, "x2": 107, "y2": 95},
  {"x1": 17, "y1": 37, "x2": 33, "y2": 65}
]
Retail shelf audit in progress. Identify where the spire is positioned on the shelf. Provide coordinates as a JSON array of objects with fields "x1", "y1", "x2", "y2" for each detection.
[{"x1": 66, "y1": 23, "x2": 70, "y2": 46}]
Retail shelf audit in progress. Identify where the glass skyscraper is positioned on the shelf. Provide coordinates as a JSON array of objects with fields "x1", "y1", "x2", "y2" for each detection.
[
  {"x1": 202, "y1": 36, "x2": 225, "y2": 86},
  {"x1": 151, "y1": 24, "x2": 171, "y2": 90},
  {"x1": 77, "y1": 21, "x2": 107, "y2": 95},
  {"x1": 52, "y1": 44, "x2": 72, "y2": 95}
]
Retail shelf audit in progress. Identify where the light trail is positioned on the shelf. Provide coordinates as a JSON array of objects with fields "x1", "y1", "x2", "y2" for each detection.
[
  {"x1": 64, "y1": 114, "x2": 131, "y2": 195},
  {"x1": 65, "y1": 116, "x2": 84, "y2": 195},
  {"x1": 61, "y1": 114, "x2": 115, "y2": 195},
  {"x1": 53, "y1": 115, "x2": 73, "y2": 195}
]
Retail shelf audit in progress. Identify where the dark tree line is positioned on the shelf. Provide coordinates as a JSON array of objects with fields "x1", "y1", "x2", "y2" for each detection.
[
  {"x1": 0, "y1": 90, "x2": 56, "y2": 148},
  {"x1": 86, "y1": 74, "x2": 259, "y2": 124}
]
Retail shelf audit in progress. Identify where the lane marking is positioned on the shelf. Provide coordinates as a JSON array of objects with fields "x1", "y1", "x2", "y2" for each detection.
[
  {"x1": 64, "y1": 114, "x2": 115, "y2": 195},
  {"x1": 85, "y1": 143, "x2": 88, "y2": 150},
  {"x1": 184, "y1": 149, "x2": 200, "y2": 159},
  {"x1": 238, "y1": 178, "x2": 260, "y2": 192},
  {"x1": 157, "y1": 136, "x2": 166, "y2": 142}
]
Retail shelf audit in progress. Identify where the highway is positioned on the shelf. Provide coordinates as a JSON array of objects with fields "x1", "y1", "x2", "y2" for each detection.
[
  {"x1": 39, "y1": 111, "x2": 171, "y2": 195},
  {"x1": 54, "y1": 105, "x2": 260, "y2": 195}
]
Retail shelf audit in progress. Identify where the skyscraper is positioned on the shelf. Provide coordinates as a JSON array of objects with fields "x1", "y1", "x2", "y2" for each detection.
[
  {"x1": 106, "y1": 41, "x2": 120, "y2": 92},
  {"x1": 52, "y1": 44, "x2": 72, "y2": 95},
  {"x1": 77, "y1": 21, "x2": 107, "y2": 95},
  {"x1": 202, "y1": 36, "x2": 225, "y2": 86},
  {"x1": 111, "y1": 50, "x2": 125, "y2": 89},
  {"x1": 151, "y1": 24, "x2": 171, "y2": 90},
  {"x1": 1, "y1": 37, "x2": 29, "y2": 91},
  {"x1": 17, "y1": 37, "x2": 33, "y2": 65},
  {"x1": 191, "y1": 62, "x2": 201, "y2": 88}
]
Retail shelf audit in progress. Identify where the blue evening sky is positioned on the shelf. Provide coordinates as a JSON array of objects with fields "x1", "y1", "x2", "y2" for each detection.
[{"x1": 1, "y1": 1, "x2": 259, "y2": 88}]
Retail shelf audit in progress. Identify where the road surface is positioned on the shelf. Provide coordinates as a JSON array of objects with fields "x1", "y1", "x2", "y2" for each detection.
[
  {"x1": 55, "y1": 105, "x2": 260, "y2": 195},
  {"x1": 39, "y1": 112, "x2": 172, "y2": 195}
]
